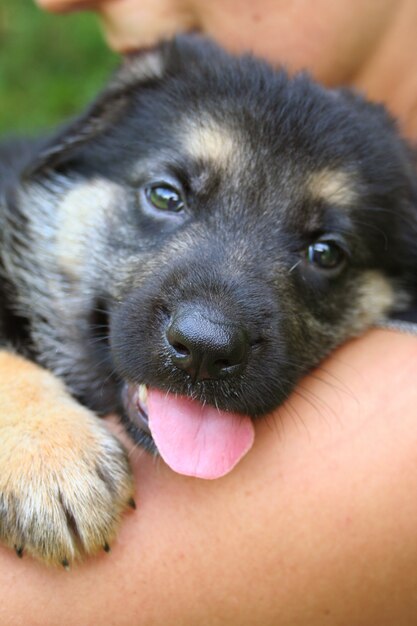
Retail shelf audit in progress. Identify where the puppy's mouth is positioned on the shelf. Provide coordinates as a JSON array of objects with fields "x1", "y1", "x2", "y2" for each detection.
[{"x1": 122, "y1": 382, "x2": 255, "y2": 479}]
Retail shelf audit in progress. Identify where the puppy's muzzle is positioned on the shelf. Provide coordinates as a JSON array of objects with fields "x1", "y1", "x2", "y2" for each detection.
[{"x1": 166, "y1": 304, "x2": 249, "y2": 382}]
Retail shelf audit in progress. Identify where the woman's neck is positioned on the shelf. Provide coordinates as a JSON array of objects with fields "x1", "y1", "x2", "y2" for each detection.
[{"x1": 353, "y1": 0, "x2": 417, "y2": 141}]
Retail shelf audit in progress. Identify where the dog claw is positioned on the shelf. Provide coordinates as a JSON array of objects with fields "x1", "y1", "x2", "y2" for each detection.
[
  {"x1": 103, "y1": 542, "x2": 111, "y2": 553},
  {"x1": 128, "y1": 497, "x2": 136, "y2": 510},
  {"x1": 15, "y1": 545, "x2": 24, "y2": 558},
  {"x1": 62, "y1": 558, "x2": 70, "y2": 570}
]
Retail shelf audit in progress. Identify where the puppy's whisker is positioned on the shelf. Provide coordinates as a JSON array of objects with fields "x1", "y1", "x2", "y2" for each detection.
[
  {"x1": 87, "y1": 335, "x2": 111, "y2": 346},
  {"x1": 288, "y1": 260, "x2": 301, "y2": 273},
  {"x1": 307, "y1": 367, "x2": 358, "y2": 405}
]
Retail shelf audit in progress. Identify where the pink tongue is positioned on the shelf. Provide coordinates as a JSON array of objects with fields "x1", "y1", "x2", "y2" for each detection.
[{"x1": 147, "y1": 389, "x2": 255, "y2": 479}]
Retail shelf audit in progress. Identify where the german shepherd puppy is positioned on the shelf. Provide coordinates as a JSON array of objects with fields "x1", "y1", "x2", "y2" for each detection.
[{"x1": 1, "y1": 36, "x2": 416, "y2": 566}]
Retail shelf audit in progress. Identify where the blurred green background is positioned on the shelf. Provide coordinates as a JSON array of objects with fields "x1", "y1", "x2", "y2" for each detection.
[{"x1": 0, "y1": 0, "x2": 118, "y2": 136}]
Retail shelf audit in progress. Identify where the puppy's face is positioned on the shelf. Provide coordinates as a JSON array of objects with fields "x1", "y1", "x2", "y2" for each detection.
[{"x1": 22, "y1": 37, "x2": 417, "y2": 455}]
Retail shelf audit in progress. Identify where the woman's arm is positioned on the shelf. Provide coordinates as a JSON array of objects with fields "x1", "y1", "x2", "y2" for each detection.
[{"x1": 2, "y1": 329, "x2": 417, "y2": 626}]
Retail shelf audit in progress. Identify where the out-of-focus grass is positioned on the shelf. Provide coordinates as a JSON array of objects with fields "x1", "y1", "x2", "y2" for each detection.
[{"x1": 0, "y1": 0, "x2": 118, "y2": 136}]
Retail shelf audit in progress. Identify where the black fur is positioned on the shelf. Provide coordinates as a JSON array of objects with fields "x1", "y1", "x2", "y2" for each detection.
[{"x1": 1, "y1": 36, "x2": 417, "y2": 451}]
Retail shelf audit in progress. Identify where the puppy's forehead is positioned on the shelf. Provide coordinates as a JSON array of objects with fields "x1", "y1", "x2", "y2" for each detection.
[
  {"x1": 174, "y1": 113, "x2": 360, "y2": 214},
  {"x1": 178, "y1": 112, "x2": 353, "y2": 166}
]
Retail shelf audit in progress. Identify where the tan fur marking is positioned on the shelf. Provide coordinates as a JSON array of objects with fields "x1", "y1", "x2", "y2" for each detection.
[
  {"x1": 57, "y1": 178, "x2": 121, "y2": 277},
  {"x1": 183, "y1": 120, "x2": 238, "y2": 168},
  {"x1": 308, "y1": 169, "x2": 357, "y2": 207},
  {"x1": 0, "y1": 351, "x2": 134, "y2": 565},
  {"x1": 353, "y1": 271, "x2": 395, "y2": 331}
]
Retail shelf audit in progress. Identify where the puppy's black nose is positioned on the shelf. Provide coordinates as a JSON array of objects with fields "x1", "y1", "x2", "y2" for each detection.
[{"x1": 166, "y1": 306, "x2": 248, "y2": 381}]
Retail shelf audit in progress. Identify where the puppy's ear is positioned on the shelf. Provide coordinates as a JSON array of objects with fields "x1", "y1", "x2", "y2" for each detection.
[{"x1": 24, "y1": 47, "x2": 169, "y2": 178}]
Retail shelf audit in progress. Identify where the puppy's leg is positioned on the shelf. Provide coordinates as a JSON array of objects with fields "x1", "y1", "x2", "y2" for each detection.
[{"x1": 0, "y1": 350, "x2": 134, "y2": 566}]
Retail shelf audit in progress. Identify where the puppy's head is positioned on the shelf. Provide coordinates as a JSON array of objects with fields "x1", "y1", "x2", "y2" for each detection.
[{"x1": 21, "y1": 36, "x2": 417, "y2": 474}]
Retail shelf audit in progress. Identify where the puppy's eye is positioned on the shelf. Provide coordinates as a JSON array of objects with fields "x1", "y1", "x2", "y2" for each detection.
[
  {"x1": 145, "y1": 184, "x2": 185, "y2": 213},
  {"x1": 307, "y1": 240, "x2": 346, "y2": 270}
]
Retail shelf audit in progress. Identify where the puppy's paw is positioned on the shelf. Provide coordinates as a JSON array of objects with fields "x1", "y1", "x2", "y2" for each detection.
[{"x1": 0, "y1": 351, "x2": 134, "y2": 566}]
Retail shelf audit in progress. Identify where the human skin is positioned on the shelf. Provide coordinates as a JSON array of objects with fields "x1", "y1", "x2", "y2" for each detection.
[{"x1": 7, "y1": 1, "x2": 417, "y2": 624}]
